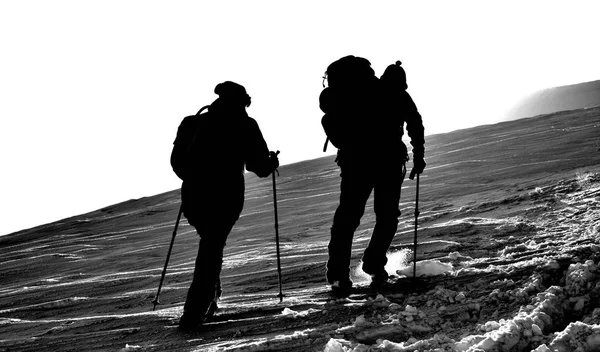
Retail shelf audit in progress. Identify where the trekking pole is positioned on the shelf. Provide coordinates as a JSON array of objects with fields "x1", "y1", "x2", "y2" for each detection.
[
  {"x1": 152, "y1": 204, "x2": 183, "y2": 311},
  {"x1": 152, "y1": 105, "x2": 209, "y2": 311},
  {"x1": 271, "y1": 151, "x2": 284, "y2": 302},
  {"x1": 409, "y1": 169, "x2": 420, "y2": 281}
]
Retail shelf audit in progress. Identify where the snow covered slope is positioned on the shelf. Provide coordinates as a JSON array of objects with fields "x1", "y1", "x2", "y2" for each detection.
[{"x1": 1, "y1": 107, "x2": 599, "y2": 351}]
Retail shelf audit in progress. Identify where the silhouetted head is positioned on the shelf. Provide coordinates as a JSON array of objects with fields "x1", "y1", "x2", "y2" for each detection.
[
  {"x1": 381, "y1": 61, "x2": 407, "y2": 90},
  {"x1": 214, "y1": 81, "x2": 252, "y2": 107}
]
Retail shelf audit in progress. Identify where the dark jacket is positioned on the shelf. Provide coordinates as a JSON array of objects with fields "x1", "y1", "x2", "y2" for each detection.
[
  {"x1": 379, "y1": 84, "x2": 425, "y2": 159},
  {"x1": 171, "y1": 100, "x2": 273, "y2": 189},
  {"x1": 321, "y1": 79, "x2": 425, "y2": 163}
]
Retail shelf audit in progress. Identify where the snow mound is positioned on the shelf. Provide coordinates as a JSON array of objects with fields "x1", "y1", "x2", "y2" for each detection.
[{"x1": 396, "y1": 259, "x2": 453, "y2": 277}]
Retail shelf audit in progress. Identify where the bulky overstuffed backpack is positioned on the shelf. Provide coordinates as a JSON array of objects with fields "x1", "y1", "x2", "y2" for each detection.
[{"x1": 319, "y1": 55, "x2": 377, "y2": 152}]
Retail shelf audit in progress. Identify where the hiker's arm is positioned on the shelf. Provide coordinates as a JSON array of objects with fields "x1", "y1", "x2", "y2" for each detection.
[
  {"x1": 245, "y1": 119, "x2": 278, "y2": 178},
  {"x1": 404, "y1": 92, "x2": 425, "y2": 160}
]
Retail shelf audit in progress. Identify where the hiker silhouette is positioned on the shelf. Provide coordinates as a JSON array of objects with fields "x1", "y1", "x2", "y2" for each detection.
[
  {"x1": 319, "y1": 57, "x2": 426, "y2": 296},
  {"x1": 171, "y1": 81, "x2": 279, "y2": 329}
]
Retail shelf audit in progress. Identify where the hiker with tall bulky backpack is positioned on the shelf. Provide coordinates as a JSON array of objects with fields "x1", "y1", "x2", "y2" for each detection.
[
  {"x1": 320, "y1": 56, "x2": 426, "y2": 297},
  {"x1": 170, "y1": 81, "x2": 279, "y2": 330}
]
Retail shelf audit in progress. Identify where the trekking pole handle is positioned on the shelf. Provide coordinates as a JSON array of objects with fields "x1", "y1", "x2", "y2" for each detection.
[
  {"x1": 409, "y1": 168, "x2": 417, "y2": 180},
  {"x1": 270, "y1": 150, "x2": 280, "y2": 176}
]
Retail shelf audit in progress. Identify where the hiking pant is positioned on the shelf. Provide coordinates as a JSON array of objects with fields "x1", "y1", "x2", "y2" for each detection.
[
  {"x1": 181, "y1": 180, "x2": 244, "y2": 318},
  {"x1": 326, "y1": 159, "x2": 406, "y2": 283}
]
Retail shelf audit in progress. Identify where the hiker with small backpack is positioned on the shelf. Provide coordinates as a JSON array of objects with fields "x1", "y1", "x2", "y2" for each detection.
[
  {"x1": 320, "y1": 56, "x2": 426, "y2": 296},
  {"x1": 171, "y1": 81, "x2": 279, "y2": 330}
]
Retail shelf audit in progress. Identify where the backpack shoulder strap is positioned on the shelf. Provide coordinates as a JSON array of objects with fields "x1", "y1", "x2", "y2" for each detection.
[
  {"x1": 188, "y1": 105, "x2": 211, "y2": 149},
  {"x1": 196, "y1": 105, "x2": 210, "y2": 116}
]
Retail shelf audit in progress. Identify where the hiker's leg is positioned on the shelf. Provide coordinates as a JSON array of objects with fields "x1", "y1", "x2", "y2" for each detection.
[
  {"x1": 362, "y1": 163, "x2": 405, "y2": 274},
  {"x1": 182, "y1": 221, "x2": 233, "y2": 319},
  {"x1": 182, "y1": 191, "x2": 243, "y2": 322},
  {"x1": 327, "y1": 169, "x2": 373, "y2": 284}
]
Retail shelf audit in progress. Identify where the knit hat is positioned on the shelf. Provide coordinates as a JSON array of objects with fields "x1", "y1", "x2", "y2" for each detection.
[
  {"x1": 214, "y1": 81, "x2": 251, "y2": 107},
  {"x1": 381, "y1": 61, "x2": 408, "y2": 90}
]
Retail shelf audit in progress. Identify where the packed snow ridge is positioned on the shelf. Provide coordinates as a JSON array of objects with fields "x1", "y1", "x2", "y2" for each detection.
[
  {"x1": 215, "y1": 173, "x2": 600, "y2": 352},
  {"x1": 317, "y1": 173, "x2": 600, "y2": 352}
]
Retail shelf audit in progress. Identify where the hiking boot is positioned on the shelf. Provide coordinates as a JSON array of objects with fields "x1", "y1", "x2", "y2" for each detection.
[
  {"x1": 178, "y1": 313, "x2": 205, "y2": 331},
  {"x1": 330, "y1": 279, "x2": 353, "y2": 298},
  {"x1": 369, "y1": 271, "x2": 390, "y2": 289},
  {"x1": 362, "y1": 264, "x2": 390, "y2": 288}
]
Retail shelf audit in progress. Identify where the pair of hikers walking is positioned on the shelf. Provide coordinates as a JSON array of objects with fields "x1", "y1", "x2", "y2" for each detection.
[{"x1": 163, "y1": 56, "x2": 426, "y2": 330}]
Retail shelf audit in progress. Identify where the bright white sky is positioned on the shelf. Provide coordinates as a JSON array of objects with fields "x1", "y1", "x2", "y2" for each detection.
[{"x1": 1, "y1": 1, "x2": 599, "y2": 236}]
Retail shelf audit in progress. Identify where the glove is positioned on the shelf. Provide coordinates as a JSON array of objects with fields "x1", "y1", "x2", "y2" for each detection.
[
  {"x1": 409, "y1": 156, "x2": 426, "y2": 180},
  {"x1": 269, "y1": 151, "x2": 280, "y2": 172}
]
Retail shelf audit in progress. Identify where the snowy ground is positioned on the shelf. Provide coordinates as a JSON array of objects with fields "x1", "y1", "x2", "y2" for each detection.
[{"x1": 1, "y1": 107, "x2": 599, "y2": 351}]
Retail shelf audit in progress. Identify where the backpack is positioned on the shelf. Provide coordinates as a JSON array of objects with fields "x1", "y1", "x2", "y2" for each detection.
[
  {"x1": 170, "y1": 105, "x2": 209, "y2": 181},
  {"x1": 320, "y1": 55, "x2": 377, "y2": 152}
]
